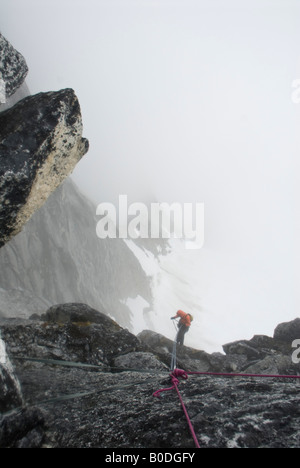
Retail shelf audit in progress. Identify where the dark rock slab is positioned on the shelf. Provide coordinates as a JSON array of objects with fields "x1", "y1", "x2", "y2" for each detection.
[
  {"x1": 1, "y1": 311, "x2": 300, "y2": 448},
  {"x1": 0, "y1": 303, "x2": 140, "y2": 368},
  {"x1": 0, "y1": 407, "x2": 45, "y2": 448}
]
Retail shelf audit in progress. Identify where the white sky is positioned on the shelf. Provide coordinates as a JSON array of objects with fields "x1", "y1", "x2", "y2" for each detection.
[{"x1": 1, "y1": 0, "x2": 300, "y2": 350}]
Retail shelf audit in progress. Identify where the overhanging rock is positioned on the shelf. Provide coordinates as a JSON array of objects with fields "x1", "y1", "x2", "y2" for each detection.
[{"x1": 0, "y1": 89, "x2": 89, "y2": 247}]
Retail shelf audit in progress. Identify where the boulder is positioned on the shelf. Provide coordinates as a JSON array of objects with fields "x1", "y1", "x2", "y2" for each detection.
[
  {"x1": 0, "y1": 304, "x2": 140, "y2": 368},
  {"x1": 113, "y1": 351, "x2": 168, "y2": 371},
  {"x1": 41, "y1": 303, "x2": 120, "y2": 329},
  {"x1": 244, "y1": 355, "x2": 296, "y2": 375},
  {"x1": 223, "y1": 353, "x2": 249, "y2": 372},
  {"x1": 273, "y1": 318, "x2": 300, "y2": 343},
  {"x1": 0, "y1": 89, "x2": 89, "y2": 248},
  {"x1": 223, "y1": 340, "x2": 262, "y2": 359},
  {"x1": 137, "y1": 329, "x2": 175, "y2": 354},
  {"x1": 0, "y1": 33, "x2": 28, "y2": 100}
]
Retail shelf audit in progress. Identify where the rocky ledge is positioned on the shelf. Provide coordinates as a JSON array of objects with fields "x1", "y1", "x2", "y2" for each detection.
[{"x1": 0, "y1": 304, "x2": 300, "y2": 448}]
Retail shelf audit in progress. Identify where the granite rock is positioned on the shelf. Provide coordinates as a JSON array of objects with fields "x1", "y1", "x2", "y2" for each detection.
[
  {"x1": 0, "y1": 89, "x2": 89, "y2": 247},
  {"x1": 0, "y1": 33, "x2": 28, "y2": 100}
]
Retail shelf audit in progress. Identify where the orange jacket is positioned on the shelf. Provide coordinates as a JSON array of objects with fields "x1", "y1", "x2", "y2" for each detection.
[{"x1": 175, "y1": 310, "x2": 192, "y2": 327}]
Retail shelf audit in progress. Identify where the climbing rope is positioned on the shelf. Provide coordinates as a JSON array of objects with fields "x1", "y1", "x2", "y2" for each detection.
[
  {"x1": 153, "y1": 326, "x2": 300, "y2": 449},
  {"x1": 170, "y1": 323, "x2": 179, "y2": 371},
  {"x1": 13, "y1": 356, "x2": 168, "y2": 375},
  {"x1": 8, "y1": 346, "x2": 300, "y2": 450},
  {"x1": 187, "y1": 370, "x2": 300, "y2": 379},
  {"x1": 153, "y1": 366, "x2": 300, "y2": 449},
  {"x1": 154, "y1": 327, "x2": 201, "y2": 448},
  {"x1": 153, "y1": 368, "x2": 200, "y2": 448},
  {"x1": 2, "y1": 377, "x2": 152, "y2": 419}
]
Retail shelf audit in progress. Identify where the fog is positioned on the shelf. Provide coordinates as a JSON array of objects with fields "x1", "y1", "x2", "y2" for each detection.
[{"x1": 1, "y1": 0, "x2": 300, "y2": 351}]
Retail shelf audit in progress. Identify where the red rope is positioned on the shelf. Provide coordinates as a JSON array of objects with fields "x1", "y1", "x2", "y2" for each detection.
[
  {"x1": 172, "y1": 373, "x2": 200, "y2": 448},
  {"x1": 153, "y1": 367, "x2": 300, "y2": 449},
  {"x1": 153, "y1": 369, "x2": 200, "y2": 448},
  {"x1": 187, "y1": 370, "x2": 300, "y2": 379}
]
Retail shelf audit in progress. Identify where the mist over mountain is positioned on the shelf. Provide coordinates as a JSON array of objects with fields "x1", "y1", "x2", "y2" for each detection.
[{"x1": 0, "y1": 178, "x2": 155, "y2": 331}]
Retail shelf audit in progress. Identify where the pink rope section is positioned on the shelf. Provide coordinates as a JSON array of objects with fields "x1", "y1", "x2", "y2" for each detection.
[
  {"x1": 186, "y1": 370, "x2": 300, "y2": 379},
  {"x1": 153, "y1": 369, "x2": 200, "y2": 449},
  {"x1": 153, "y1": 367, "x2": 300, "y2": 449}
]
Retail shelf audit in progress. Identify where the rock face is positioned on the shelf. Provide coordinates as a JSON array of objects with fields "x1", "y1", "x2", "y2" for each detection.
[
  {"x1": 0, "y1": 89, "x2": 89, "y2": 247},
  {"x1": 0, "y1": 178, "x2": 153, "y2": 328},
  {"x1": 274, "y1": 318, "x2": 300, "y2": 343},
  {"x1": 0, "y1": 306, "x2": 300, "y2": 448},
  {"x1": 1, "y1": 304, "x2": 140, "y2": 370},
  {"x1": 0, "y1": 33, "x2": 28, "y2": 100}
]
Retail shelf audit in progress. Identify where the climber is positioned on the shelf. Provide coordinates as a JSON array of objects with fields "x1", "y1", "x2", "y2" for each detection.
[{"x1": 171, "y1": 309, "x2": 193, "y2": 346}]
